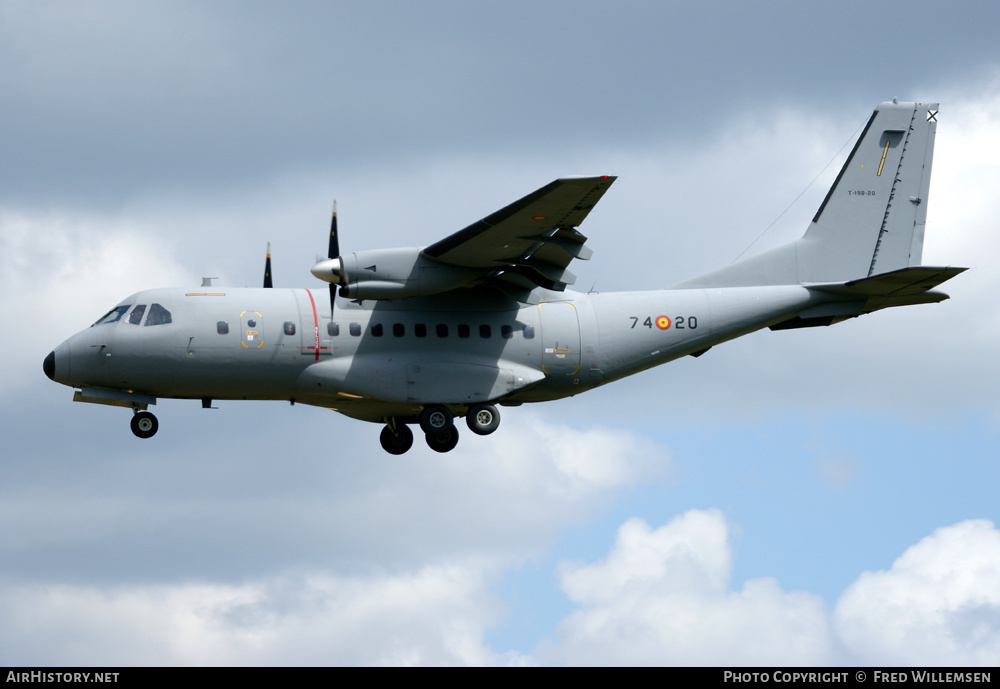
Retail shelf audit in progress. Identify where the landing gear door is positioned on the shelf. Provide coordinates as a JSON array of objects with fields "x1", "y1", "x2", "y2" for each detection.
[
  {"x1": 539, "y1": 302, "x2": 581, "y2": 376},
  {"x1": 240, "y1": 311, "x2": 264, "y2": 349}
]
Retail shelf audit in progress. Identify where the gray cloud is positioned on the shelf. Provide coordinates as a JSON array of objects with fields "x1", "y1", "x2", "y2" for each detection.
[{"x1": 4, "y1": 1, "x2": 998, "y2": 207}]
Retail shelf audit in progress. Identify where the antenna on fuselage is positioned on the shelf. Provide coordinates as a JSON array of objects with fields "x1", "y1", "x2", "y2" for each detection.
[{"x1": 263, "y1": 242, "x2": 273, "y2": 288}]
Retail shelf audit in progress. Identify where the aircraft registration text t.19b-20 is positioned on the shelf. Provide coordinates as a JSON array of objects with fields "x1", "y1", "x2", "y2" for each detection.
[{"x1": 45, "y1": 101, "x2": 965, "y2": 454}]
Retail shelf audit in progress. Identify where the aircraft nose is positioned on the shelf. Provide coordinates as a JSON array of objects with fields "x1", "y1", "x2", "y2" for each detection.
[{"x1": 43, "y1": 350, "x2": 56, "y2": 380}]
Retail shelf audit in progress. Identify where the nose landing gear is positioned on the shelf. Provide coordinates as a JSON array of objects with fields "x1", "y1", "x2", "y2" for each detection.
[{"x1": 130, "y1": 410, "x2": 158, "y2": 439}]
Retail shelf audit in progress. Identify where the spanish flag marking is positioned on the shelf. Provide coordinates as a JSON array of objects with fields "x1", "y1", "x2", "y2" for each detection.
[{"x1": 656, "y1": 315, "x2": 671, "y2": 330}]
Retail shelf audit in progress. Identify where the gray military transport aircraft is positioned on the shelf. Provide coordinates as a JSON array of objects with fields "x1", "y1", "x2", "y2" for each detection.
[{"x1": 44, "y1": 101, "x2": 965, "y2": 454}]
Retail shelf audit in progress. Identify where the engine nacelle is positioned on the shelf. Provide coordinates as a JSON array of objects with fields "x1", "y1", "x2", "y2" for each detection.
[{"x1": 312, "y1": 247, "x2": 484, "y2": 300}]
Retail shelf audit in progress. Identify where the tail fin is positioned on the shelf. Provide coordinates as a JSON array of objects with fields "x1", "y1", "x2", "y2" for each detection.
[
  {"x1": 675, "y1": 101, "x2": 940, "y2": 288},
  {"x1": 800, "y1": 100, "x2": 937, "y2": 280}
]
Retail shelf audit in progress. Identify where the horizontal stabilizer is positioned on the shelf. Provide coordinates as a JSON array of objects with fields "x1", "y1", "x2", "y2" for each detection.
[
  {"x1": 810, "y1": 265, "x2": 967, "y2": 297},
  {"x1": 770, "y1": 265, "x2": 966, "y2": 330}
]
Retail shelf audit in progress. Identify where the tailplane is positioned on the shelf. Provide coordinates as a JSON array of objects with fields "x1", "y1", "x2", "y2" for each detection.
[
  {"x1": 769, "y1": 265, "x2": 967, "y2": 330},
  {"x1": 675, "y1": 101, "x2": 944, "y2": 289}
]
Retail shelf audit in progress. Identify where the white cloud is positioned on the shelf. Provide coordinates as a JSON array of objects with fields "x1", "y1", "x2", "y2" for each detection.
[
  {"x1": 538, "y1": 510, "x2": 838, "y2": 665},
  {"x1": 0, "y1": 564, "x2": 511, "y2": 666},
  {"x1": 835, "y1": 519, "x2": 1000, "y2": 666},
  {"x1": 537, "y1": 512, "x2": 1000, "y2": 666}
]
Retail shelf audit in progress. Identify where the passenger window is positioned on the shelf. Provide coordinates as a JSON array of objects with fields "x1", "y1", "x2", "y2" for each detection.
[
  {"x1": 144, "y1": 303, "x2": 172, "y2": 326},
  {"x1": 393, "y1": 323, "x2": 405, "y2": 337},
  {"x1": 93, "y1": 305, "x2": 130, "y2": 326},
  {"x1": 523, "y1": 325, "x2": 535, "y2": 339},
  {"x1": 371, "y1": 323, "x2": 383, "y2": 337},
  {"x1": 217, "y1": 321, "x2": 229, "y2": 335},
  {"x1": 479, "y1": 324, "x2": 491, "y2": 338},
  {"x1": 436, "y1": 324, "x2": 448, "y2": 338},
  {"x1": 283, "y1": 322, "x2": 296, "y2": 336},
  {"x1": 128, "y1": 305, "x2": 147, "y2": 325},
  {"x1": 501, "y1": 325, "x2": 513, "y2": 339},
  {"x1": 328, "y1": 322, "x2": 340, "y2": 336},
  {"x1": 458, "y1": 324, "x2": 470, "y2": 338},
  {"x1": 415, "y1": 323, "x2": 427, "y2": 338},
  {"x1": 350, "y1": 323, "x2": 361, "y2": 337}
]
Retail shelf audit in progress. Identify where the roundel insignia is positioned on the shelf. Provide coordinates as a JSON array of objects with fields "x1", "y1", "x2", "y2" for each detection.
[{"x1": 655, "y1": 315, "x2": 671, "y2": 330}]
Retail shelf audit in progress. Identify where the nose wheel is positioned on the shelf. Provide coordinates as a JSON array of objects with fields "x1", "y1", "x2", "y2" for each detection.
[{"x1": 130, "y1": 410, "x2": 158, "y2": 439}]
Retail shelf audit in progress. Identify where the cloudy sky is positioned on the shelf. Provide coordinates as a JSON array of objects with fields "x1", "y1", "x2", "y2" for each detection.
[{"x1": 2, "y1": 0, "x2": 999, "y2": 666}]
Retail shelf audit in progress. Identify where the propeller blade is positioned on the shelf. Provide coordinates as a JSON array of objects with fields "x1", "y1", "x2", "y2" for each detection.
[
  {"x1": 263, "y1": 242, "x2": 273, "y2": 288},
  {"x1": 328, "y1": 201, "x2": 339, "y2": 260},
  {"x1": 328, "y1": 201, "x2": 341, "y2": 317}
]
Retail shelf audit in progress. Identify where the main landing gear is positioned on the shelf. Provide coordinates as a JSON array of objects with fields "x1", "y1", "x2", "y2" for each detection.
[
  {"x1": 130, "y1": 410, "x2": 158, "y2": 439},
  {"x1": 466, "y1": 403, "x2": 500, "y2": 435},
  {"x1": 378, "y1": 403, "x2": 501, "y2": 455},
  {"x1": 379, "y1": 423, "x2": 414, "y2": 455}
]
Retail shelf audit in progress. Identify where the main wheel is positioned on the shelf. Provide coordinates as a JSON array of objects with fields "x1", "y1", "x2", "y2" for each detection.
[
  {"x1": 420, "y1": 405, "x2": 454, "y2": 436},
  {"x1": 130, "y1": 411, "x2": 158, "y2": 439},
  {"x1": 466, "y1": 403, "x2": 500, "y2": 435},
  {"x1": 425, "y1": 426, "x2": 459, "y2": 453},
  {"x1": 380, "y1": 424, "x2": 414, "y2": 455}
]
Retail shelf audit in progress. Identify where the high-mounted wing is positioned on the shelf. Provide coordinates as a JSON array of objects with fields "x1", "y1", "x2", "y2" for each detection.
[
  {"x1": 310, "y1": 176, "x2": 616, "y2": 301},
  {"x1": 422, "y1": 176, "x2": 616, "y2": 291}
]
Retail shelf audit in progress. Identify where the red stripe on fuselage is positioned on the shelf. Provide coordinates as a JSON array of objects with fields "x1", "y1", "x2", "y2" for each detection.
[{"x1": 304, "y1": 289, "x2": 322, "y2": 361}]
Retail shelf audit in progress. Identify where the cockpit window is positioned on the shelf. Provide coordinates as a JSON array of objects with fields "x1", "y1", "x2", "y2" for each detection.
[
  {"x1": 128, "y1": 305, "x2": 147, "y2": 325},
  {"x1": 93, "y1": 305, "x2": 131, "y2": 326},
  {"x1": 144, "y1": 303, "x2": 172, "y2": 326}
]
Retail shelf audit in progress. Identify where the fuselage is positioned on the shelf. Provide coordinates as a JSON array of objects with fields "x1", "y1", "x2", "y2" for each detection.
[
  {"x1": 47, "y1": 283, "x2": 820, "y2": 424},
  {"x1": 41, "y1": 102, "x2": 959, "y2": 453}
]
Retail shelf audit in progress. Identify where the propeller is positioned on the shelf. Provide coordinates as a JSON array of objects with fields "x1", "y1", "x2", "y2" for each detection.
[{"x1": 310, "y1": 200, "x2": 350, "y2": 317}]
